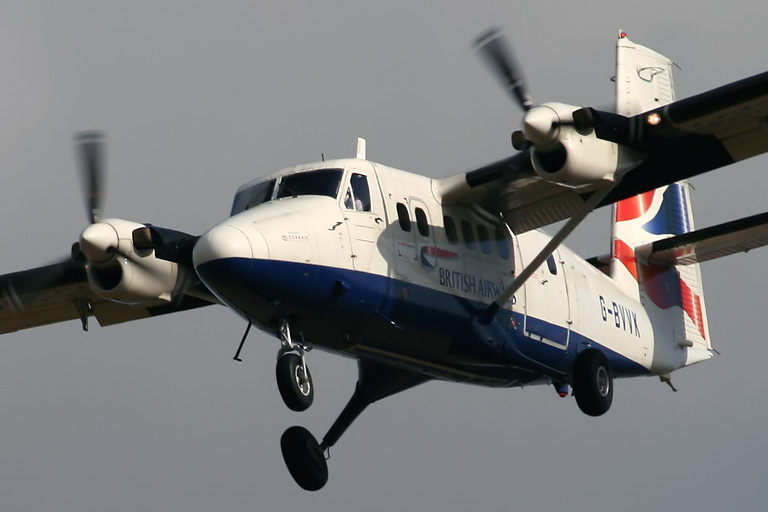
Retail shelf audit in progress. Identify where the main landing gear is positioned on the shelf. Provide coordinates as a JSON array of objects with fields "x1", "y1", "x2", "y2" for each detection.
[
  {"x1": 280, "y1": 361, "x2": 430, "y2": 491},
  {"x1": 572, "y1": 349, "x2": 613, "y2": 416},
  {"x1": 276, "y1": 320, "x2": 314, "y2": 412}
]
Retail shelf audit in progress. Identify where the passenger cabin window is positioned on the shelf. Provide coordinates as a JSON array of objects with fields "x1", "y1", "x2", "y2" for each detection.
[
  {"x1": 444, "y1": 216, "x2": 458, "y2": 245},
  {"x1": 495, "y1": 228, "x2": 510, "y2": 260},
  {"x1": 477, "y1": 225, "x2": 491, "y2": 255},
  {"x1": 546, "y1": 254, "x2": 558, "y2": 275},
  {"x1": 461, "y1": 220, "x2": 476, "y2": 250},
  {"x1": 396, "y1": 202, "x2": 411, "y2": 232},
  {"x1": 276, "y1": 168, "x2": 343, "y2": 200},
  {"x1": 231, "y1": 178, "x2": 276, "y2": 215},
  {"x1": 415, "y1": 208, "x2": 429, "y2": 237}
]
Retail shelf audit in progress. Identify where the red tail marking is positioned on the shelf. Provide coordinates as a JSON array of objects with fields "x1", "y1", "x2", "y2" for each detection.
[
  {"x1": 613, "y1": 239, "x2": 639, "y2": 281},
  {"x1": 615, "y1": 190, "x2": 655, "y2": 222},
  {"x1": 680, "y1": 279, "x2": 707, "y2": 340}
]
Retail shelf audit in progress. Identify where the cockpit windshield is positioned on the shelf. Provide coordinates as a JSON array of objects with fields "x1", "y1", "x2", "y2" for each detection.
[
  {"x1": 230, "y1": 168, "x2": 345, "y2": 216},
  {"x1": 276, "y1": 168, "x2": 343, "y2": 200},
  {"x1": 231, "y1": 179, "x2": 276, "y2": 214}
]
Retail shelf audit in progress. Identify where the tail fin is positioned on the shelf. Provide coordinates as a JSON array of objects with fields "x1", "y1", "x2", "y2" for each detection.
[
  {"x1": 614, "y1": 31, "x2": 676, "y2": 116},
  {"x1": 610, "y1": 33, "x2": 712, "y2": 367},
  {"x1": 611, "y1": 183, "x2": 712, "y2": 357}
]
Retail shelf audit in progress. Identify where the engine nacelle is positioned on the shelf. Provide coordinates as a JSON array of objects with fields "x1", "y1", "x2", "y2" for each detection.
[
  {"x1": 524, "y1": 102, "x2": 639, "y2": 187},
  {"x1": 81, "y1": 218, "x2": 179, "y2": 304},
  {"x1": 531, "y1": 133, "x2": 622, "y2": 186}
]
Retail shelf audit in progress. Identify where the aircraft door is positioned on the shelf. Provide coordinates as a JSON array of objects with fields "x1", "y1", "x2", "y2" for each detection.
[
  {"x1": 342, "y1": 166, "x2": 386, "y2": 272},
  {"x1": 409, "y1": 198, "x2": 437, "y2": 270},
  {"x1": 389, "y1": 197, "x2": 438, "y2": 281},
  {"x1": 522, "y1": 248, "x2": 571, "y2": 349}
]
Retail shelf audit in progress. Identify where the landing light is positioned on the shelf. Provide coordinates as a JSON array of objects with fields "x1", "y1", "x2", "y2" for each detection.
[{"x1": 647, "y1": 112, "x2": 662, "y2": 126}]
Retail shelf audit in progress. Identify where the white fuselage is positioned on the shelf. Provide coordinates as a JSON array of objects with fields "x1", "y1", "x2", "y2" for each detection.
[{"x1": 193, "y1": 158, "x2": 689, "y2": 388}]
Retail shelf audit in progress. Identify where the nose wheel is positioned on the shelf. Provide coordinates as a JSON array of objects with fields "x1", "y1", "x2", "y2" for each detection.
[
  {"x1": 276, "y1": 352, "x2": 314, "y2": 411},
  {"x1": 276, "y1": 319, "x2": 314, "y2": 411}
]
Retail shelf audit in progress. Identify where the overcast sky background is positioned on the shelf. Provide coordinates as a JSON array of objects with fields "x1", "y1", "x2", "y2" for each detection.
[{"x1": 1, "y1": 1, "x2": 767, "y2": 511}]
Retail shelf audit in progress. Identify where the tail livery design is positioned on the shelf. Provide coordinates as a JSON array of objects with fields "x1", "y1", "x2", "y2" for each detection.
[{"x1": 611, "y1": 183, "x2": 712, "y2": 366}]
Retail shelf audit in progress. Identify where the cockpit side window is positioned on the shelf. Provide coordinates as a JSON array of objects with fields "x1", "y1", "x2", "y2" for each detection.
[
  {"x1": 276, "y1": 168, "x2": 344, "y2": 200},
  {"x1": 349, "y1": 173, "x2": 371, "y2": 211}
]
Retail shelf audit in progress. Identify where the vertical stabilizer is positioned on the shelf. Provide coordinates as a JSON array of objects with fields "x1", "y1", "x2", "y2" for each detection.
[
  {"x1": 610, "y1": 33, "x2": 712, "y2": 368},
  {"x1": 611, "y1": 32, "x2": 677, "y2": 298},
  {"x1": 612, "y1": 183, "x2": 712, "y2": 357},
  {"x1": 614, "y1": 31, "x2": 675, "y2": 116}
]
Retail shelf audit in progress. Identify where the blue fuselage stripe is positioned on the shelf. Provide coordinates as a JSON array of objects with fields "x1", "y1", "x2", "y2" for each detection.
[{"x1": 196, "y1": 258, "x2": 649, "y2": 386}]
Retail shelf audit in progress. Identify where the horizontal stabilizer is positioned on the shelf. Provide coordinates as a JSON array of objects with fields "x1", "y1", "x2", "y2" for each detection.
[{"x1": 637, "y1": 212, "x2": 768, "y2": 265}]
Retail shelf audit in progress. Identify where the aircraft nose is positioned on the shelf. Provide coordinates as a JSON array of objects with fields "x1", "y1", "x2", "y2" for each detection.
[{"x1": 193, "y1": 224, "x2": 254, "y2": 268}]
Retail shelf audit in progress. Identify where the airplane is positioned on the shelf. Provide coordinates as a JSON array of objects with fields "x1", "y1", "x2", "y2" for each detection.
[{"x1": 3, "y1": 29, "x2": 768, "y2": 491}]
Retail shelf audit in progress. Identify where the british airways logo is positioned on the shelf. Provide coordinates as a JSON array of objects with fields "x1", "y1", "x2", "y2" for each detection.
[{"x1": 420, "y1": 246, "x2": 460, "y2": 268}]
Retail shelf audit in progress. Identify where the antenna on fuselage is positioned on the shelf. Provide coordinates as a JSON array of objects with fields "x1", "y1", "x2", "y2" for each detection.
[{"x1": 356, "y1": 137, "x2": 367, "y2": 159}]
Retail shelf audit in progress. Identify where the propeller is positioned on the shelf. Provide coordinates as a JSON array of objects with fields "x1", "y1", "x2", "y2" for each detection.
[
  {"x1": 474, "y1": 29, "x2": 561, "y2": 149},
  {"x1": 75, "y1": 131, "x2": 106, "y2": 224},
  {"x1": 473, "y1": 27, "x2": 532, "y2": 112},
  {"x1": 474, "y1": 28, "x2": 613, "y2": 151},
  {"x1": 2, "y1": 131, "x2": 214, "y2": 311}
]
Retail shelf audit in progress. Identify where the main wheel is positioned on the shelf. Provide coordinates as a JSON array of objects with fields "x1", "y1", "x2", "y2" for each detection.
[
  {"x1": 573, "y1": 350, "x2": 613, "y2": 417},
  {"x1": 276, "y1": 353, "x2": 314, "y2": 411},
  {"x1": 281, "y1": 426, "x2": 328, "y2": 491}
]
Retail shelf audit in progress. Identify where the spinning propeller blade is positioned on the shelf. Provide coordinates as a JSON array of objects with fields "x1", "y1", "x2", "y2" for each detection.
[
  {"x1": 473, "y1": 27, "x2": 533, "y2": 112},
  {"x1": 75, "y1": 131, "x2": 106, "y2": 224}
]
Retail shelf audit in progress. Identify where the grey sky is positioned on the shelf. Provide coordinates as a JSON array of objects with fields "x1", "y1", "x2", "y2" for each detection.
[{"x1": 1, "y1": 1, "x2": 767, "y2": 510}]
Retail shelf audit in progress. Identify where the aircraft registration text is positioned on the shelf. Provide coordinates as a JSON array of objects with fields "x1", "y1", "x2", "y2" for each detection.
[{"x1": 599, "y1": 295, "x2": 641, "y2": 337}]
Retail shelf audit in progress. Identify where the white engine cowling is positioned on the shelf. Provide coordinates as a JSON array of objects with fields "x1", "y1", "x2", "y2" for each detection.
[
  {"x1": 524, "y1": 102, "x2": 638, "y2": 187},
  {"x1": 80, "y1": 218, "x2": 179, "y2": 304}
]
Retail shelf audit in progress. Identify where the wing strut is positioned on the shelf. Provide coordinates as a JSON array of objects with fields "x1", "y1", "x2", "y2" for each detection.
[{"x1": 483, "y1": 185, "x2": 615, "y2": 322}]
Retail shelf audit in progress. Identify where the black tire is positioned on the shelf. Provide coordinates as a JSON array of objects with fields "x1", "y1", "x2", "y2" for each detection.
[
  {"x1": 281, "y1": 426, "x2": 328, "y2": 491},
  {"x1": 573, "y1": 350, "x2": 613, "y2": 417},
  {"x1": 276, "y1": 353, "x2": 314, "y2": 411}
]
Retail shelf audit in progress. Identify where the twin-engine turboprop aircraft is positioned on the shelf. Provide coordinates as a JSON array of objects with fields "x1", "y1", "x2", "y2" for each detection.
[{"x1": 3, "y1": 30, "x2": 768, "y2": 491}]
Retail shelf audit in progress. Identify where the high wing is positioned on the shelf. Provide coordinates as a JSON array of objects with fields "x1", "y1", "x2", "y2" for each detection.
[
  {"x1": 448, "y1": 29, "x2": 768, "y2": 236},
  {"x1": 0, "y1": 258, "x2": 215, "y2": 335},
  {"x1": 441, "y1": 69, "x2": 768, "y2": 234}
]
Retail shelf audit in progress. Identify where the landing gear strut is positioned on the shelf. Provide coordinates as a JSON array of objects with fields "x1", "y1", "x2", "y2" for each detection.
[
  {"x1": 280, "y1": 361, "x2": 430, "y2": 491},
  {"x1": 276, "y1": 320, "x2": 314, "y2": 411}
]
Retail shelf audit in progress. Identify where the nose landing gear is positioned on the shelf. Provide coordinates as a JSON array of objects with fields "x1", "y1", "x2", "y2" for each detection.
[
  {"x1": 276, "y1": 320, "x2": 314, "y2": 411},
  {"x1": 276, "y1": 352, "x2": 313, "y2": 411}
]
